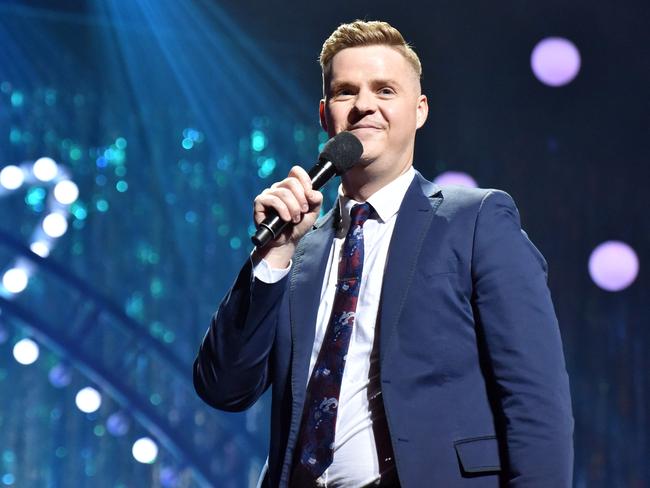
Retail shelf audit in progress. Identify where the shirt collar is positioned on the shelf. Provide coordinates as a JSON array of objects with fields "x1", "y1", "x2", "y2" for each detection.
[{"x1": 338, "y1": 166, "x2": 416, "y2": 230}]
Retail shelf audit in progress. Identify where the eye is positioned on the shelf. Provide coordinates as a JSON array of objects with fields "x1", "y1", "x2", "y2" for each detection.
[
  {"x1": 378, "y1": 87, "x2": 396, "y2": 96},
  {"x1": 334, "y1": 88, "x2": 354, "y2": 97}
]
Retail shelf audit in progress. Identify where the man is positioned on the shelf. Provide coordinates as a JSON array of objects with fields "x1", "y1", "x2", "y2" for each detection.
[{"x1": 194, "y1": 20, "x2": 574, "y2": 487}]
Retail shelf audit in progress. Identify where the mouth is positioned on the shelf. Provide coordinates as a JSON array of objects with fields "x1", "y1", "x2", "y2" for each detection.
[{"x1": 348, "y1": 125, "x2": 383, "y2": 132}]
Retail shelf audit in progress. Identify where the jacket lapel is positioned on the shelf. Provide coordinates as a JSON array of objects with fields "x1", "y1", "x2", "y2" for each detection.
[{"x1": 379, "y1": 172, "x2": 443, "y2": 366}]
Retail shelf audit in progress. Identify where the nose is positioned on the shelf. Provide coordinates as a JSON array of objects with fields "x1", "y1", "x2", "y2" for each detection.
[{"x1": 353, "y1": 89, "x2": 376, "y2": 115}]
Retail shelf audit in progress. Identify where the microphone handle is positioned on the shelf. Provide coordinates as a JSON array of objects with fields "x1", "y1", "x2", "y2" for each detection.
[{"x1": 251, "y1": 161, "x2": 336, "y2": 248}]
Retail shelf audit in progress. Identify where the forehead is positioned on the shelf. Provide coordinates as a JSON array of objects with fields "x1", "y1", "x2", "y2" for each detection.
[{"x1": 325, "y1": 45, "x2": 418, "y2": 88}]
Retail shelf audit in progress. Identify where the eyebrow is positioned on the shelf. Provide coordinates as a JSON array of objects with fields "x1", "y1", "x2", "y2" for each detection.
[{"x1": 327, "y1": 78, "x2": 403, "y2": 94}]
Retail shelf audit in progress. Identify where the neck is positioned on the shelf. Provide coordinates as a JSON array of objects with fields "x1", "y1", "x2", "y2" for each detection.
[
  {"x1": 341, "y1": 158, "x2": 413, "y2": 202},
  {"x1": 342, "y1": 161, "x2": 413, "y2": 202}
]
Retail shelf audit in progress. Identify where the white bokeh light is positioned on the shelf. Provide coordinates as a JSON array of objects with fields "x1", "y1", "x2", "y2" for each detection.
[
  {"x1": 75, "y1": 387, "x2": 102, "y2": 413},
  {"x1": 13, "y1": 338, "x2": 40, "y2": 365},
  {"x1": 30, "y1": 241, "x2": 51, "y2": 258},
  {"x1": 132, "y1": 437, "x2": 159, "y2": 464},
  {"x1": 53, "y1": 180, "x2": 79, "y2": 205},
  {"x1": 588, "y1": 241, "x2": 639, "y2": 292},
  {"x1": 42, "y1": 213, "x2": 68, "y2": 238},
  {"x1": 0, "y1": 165, "x2": 25, "y2": 190},
  {"x1": 2, "y1": 267, "x2": 29, "y2": 294},
  {"x1": 33, "y1": 157, "x2": 59, "y2": 182},
  {"x1": 531, "y1": 37, "x2": 581, "y2": 87}
]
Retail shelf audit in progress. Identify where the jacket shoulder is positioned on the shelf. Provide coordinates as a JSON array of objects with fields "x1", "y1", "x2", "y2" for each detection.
[
  {"x1": 415, "y1": 171, "x2": 509, "y2": 214},
  {"x1": 434, "y1": 185, "x2": 513, "y2": 220}
]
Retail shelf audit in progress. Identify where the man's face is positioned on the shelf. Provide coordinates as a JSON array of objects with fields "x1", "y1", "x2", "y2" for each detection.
[{"x1": 320, "y1": 45, "x2": 428, "y2": 177}]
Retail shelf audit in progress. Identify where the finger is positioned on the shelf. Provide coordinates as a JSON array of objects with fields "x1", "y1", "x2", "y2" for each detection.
[
  {"x1": 288, "y1": 165, "x2": 313, "y2": 194},
  {"x1": 307, "y1": 189, "x2": 324, "y2": 208},
  {"x1": 272, "y1": 187, "x2": 304, "y2": 222},
  {"x1": 254, "y1": 193, "x2": 293, "y2": 223},
  {"x1": 268, "y1": 187, "x2": 304, "y2": 222},
  {"x1": 276, "y1": 177, "x2": 309, "y2": 212}
]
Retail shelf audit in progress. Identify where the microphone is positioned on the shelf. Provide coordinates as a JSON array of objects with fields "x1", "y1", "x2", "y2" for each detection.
[{"x1": 252, "y1": 131, "x2": 363, "y2": 248}]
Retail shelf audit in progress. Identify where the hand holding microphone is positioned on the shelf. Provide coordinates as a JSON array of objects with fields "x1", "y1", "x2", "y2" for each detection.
[{"x1": 251, "y1": 132, "x2": 363, "y2": 263}]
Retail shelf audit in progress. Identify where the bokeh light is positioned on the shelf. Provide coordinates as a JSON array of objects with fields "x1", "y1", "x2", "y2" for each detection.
[
  {"x1": 106, "y1": 412, "x2": 131, "y2": 437},
  {"x1": 588, "y1": 241, "x2": 639, "y2": 292},
  {"x1": 53, "y1": 180, "x2": 79, "y2": 204},
  {"x1": 2, "y1": 267, "x2": 29, "y2": 294},
  {"x1": 48, "y1": 364, "x2": 72, "y2": 388},
  {"x1": 13, "y1": 338, "x2": 40, "y2": 365},
  {"x1": 32, "y1": 157, "x2": 59, "y2": 182},
  {"x1": 75, "y1": 387, "x2": 102, "y2": 413},
  {"x1": 30, "y1": 241, "x2": 51, "y2": 258},
  {"x1": 531, "y1": 37, "x2": 581, "y2": 87},
  {"x1": 132, "y1": 437, "x2": 158, "y2": 464},
  {"x1": 433, "y1": 171, "x2": 478, "y2": 188},
  {"x1": 0, "y1": 165, "x2": 25, "y2": 190},
  {"x1": 250, "y1": 130, "x2": 266, "y2": 152},
  {"x1": 42, "y1": 213, "x2": 68, "y2": 238},
  {"x1": 1, "y1": 474, "x2": 15, "y2": 486},
  {"x1": 160, "y1": 467, "x2": 180, "y2": 488}
]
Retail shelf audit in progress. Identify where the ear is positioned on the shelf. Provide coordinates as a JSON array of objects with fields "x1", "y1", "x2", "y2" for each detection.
[
  {"x1": 319, "y1": 99, "x2": 328, "y2": 132},
  {"x1": 415, "y1": 94, "x2": 428, "y2": 129}
]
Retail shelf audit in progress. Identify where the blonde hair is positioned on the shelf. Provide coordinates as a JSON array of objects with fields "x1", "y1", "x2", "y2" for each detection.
[{"x1": 319, "y1": 20, "x2": 422, "y2": 79}]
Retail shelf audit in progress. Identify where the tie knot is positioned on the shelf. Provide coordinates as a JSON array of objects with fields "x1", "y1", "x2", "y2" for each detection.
[{"x1": 350, "y1": 202, "x2": 372, "y2": 227}]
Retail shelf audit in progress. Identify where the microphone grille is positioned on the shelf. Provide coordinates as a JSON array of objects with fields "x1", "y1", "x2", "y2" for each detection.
[{"x1": 319, "y1": 131, "x2": 363, "y2": 174}]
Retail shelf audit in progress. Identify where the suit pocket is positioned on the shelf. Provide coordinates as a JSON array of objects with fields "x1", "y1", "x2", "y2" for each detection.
[{"x1": 453, "y1": 435, "x2": 501, "y2": 474}]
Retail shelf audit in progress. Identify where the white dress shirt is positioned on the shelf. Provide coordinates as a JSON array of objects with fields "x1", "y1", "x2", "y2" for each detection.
[{"x1": 254, "y1": 167, "x2": 416, "y2": 487}]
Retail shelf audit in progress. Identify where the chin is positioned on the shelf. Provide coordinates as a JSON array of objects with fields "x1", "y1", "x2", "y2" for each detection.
[
  {"x1": 357, "y1": 141, "x2": 382, "y2": 158},
  {"x1": 357, "y1": 154, "x2": 382, "y2": 169}
]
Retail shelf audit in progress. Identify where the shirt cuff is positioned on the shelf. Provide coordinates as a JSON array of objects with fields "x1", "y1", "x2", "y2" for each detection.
[{"x1": 250, "y1": 252, "x2": 292, "y2": 283}]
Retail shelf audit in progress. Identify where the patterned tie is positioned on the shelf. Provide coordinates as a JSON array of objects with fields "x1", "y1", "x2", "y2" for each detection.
[{"x1": 294, "y1": 202, "x2": 372, "y2": 479}]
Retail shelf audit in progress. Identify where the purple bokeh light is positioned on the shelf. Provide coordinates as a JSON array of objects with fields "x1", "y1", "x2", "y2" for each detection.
[
  {"x1": 588, "y1": 241, "x2": 639, "y2": 292},
  {"x1": 531, "y1": 37, "x2": 581, "y2": 87},
  {"x1": 433, "y1": 171, "x2": 478, "y2": 188},
  {"x1": 106, "y1": 412, "x2": 131, "y2": 437},
  {"x1": 160, "y1": 467, "x2": 180, "y2": 488},
  {"x1": 48, "y1": 364, "x2": 72, "y2": 388}
]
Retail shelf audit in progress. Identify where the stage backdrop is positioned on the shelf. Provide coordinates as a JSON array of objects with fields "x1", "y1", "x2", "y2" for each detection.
[{"x1": 0, "y1": 0, "x2": 647, "y2": 487}]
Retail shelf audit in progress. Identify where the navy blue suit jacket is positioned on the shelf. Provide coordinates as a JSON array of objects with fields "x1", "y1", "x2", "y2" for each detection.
[{"x1": 194, "y1": 172, "x2": 574, "y2": 487}]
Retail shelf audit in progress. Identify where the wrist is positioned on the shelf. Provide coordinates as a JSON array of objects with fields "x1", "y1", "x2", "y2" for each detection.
[{"x1": 253, "y1": 243, "x2": 295, "y2": 269}]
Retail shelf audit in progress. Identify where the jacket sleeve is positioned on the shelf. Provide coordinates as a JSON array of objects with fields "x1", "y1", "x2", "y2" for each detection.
[
  {"x1": 193, "y1": 258, "x2": 288, "y2": 412},
  {"x1": 471, "y1": 190, "x2": 574, "y2": 487}
]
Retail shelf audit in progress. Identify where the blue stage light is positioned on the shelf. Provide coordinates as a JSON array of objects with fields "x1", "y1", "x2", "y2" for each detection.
[
  {"x1": 106, "y1": 412, "x2": 130, "y2": 437},
  {"x1": 48, "y1": 364, "x2": 72, "y2": 388}
]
